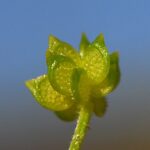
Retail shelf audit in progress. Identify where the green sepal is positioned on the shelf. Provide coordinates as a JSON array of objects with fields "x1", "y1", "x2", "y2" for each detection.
[
  {"x1": 92, "y1": 96, "x2": 107, "y2": 117},
  {"x1": 46, "y1": 35, "x2": 80, "y2": 65},
  {"x1": 47, "y1": 55, "x2": 76, "y2": 96},
  {"x1": 92, "y1": 33, "x2": 105, "y2": 48},
  {"x1": 79, "y1": 33, "x2": 90, "y2": 57},
  {"x1": 81, "y1": 33, "x2": 110, "y2": 85},
  {"x1": 55, "y1": 104, "x2": 78, "y2": 122},
  {"x1": 25, "y1": 75, "x2": 73, "y2": 111},
  {"x1": 71, "y1": 68, "x2": 91, "y2": 102},
  {"x1": 94, "y1": 52, "x2": 120, "y2": 96}
]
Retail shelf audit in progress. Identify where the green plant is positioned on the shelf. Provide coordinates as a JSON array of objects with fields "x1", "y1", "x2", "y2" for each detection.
[{"x1": 25, "y1": 33, "x2": 120, "y2": 150}]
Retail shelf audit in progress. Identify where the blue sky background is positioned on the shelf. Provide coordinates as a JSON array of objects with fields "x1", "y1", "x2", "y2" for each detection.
[{"x1": 0, "y1": 0, "x2": 150, "y2": 150}]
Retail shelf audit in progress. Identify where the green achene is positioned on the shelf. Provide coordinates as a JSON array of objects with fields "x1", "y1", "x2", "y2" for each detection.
[{"x1": 25, "y1": 33, "x2": 120, "y2": 150}]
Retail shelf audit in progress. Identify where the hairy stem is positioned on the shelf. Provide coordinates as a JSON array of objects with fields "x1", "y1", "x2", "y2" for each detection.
[{"x1": 69, "y1": 103, "x2": 93, "y2": 150}]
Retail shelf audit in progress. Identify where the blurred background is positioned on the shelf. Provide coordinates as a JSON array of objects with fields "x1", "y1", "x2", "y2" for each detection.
[{"x1": 0, "y1": 0, "x2": 150, "y2": 150}]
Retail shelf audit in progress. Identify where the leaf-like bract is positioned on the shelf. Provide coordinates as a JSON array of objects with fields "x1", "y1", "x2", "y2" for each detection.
[
  {"x1": 55, "y1": 104, "x2": 78, "y2": 122},
  {"x1": 92, "y1": 96, "x2": 107, "y2": 117}
]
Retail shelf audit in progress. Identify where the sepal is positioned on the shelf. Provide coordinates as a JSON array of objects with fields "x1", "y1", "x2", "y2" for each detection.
[
  {"x1": 94, "y1": 52, "x2": 120, "y2": 96},
  {"x1": 25, "y1": 75, "x2": 73, "y2": 111}
]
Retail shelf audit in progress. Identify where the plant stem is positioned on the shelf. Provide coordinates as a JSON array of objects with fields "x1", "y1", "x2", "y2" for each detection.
[{"x1": 69, "y1": 103, "x2": 93, "y2": 150}]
